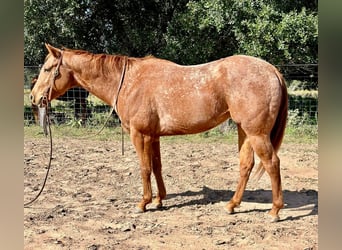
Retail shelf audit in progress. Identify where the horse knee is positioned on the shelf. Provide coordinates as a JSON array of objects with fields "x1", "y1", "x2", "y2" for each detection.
[
  {"x1": 239, "y1": 155, "x2": 255, "y2": 178},
  {"x1": 264, "y1": 154, "x2": 280, "y2": 176}
]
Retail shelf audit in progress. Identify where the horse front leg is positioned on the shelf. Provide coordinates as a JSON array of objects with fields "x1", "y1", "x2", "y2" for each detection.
[
  {"x1": 131, "y1": 129, "x2": 153, "y2": 213},
  {"x1": 151, "y1": 138, "x2": 166, "y2": 209}
]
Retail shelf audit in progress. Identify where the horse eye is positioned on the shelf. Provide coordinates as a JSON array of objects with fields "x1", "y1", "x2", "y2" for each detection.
[{"x1": 44, "y1": 68, "x2": 51, "y2": 72}]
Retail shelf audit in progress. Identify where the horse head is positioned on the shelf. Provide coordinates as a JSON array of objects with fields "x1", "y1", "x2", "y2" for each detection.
[{"x1": 30, "y1": 43, "x2": 77, "y2": 107}]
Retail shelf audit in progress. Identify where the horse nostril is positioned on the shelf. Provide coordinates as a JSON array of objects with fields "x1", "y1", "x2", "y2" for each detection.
[{"x1": 29, "y1": 94, "x2": 40, "y2": 105}]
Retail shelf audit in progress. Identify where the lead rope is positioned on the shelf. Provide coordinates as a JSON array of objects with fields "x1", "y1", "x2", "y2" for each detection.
[
  {"x1": 24, "y1": 54, "x2": 62, "y2": 207},
  {"x1": 24, "y1": 56, "x2": 127, "y2": 207},
  {"x1": 24, "y1": 103, "x2": 52, "y2": 207},
  {"x1": 115, "y1": 57, "x2": 128, "y2": 156}
]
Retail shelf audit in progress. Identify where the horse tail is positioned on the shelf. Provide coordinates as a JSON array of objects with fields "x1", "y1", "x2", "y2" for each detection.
[{"x1": 253, "y1": 69, "x2": 288, "y2": 181}]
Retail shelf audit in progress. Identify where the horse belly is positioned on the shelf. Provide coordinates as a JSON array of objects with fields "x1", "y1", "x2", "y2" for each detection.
[{"x1": 158, "y1": 97, "x2": 229, "y2": 135}]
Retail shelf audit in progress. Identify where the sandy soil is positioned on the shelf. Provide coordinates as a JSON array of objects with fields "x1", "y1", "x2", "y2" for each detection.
[{"x1": 24, "y1": 137, "x2": 317, "y2": 249}]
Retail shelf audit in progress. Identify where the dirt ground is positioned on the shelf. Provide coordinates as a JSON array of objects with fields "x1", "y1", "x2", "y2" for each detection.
[{"x1": 24, "y1": 136, "x2": 318, "y2": 250}]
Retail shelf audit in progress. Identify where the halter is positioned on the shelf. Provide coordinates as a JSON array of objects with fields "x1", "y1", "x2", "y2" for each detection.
[
  {"x1": 25, "y1": 52, "x2": 128, "y2": 207},
  {"x1": 25, "y1": 51, "x2": 63, "y2": 207},
  {"x1": 42, "y1": 51, "x2": 64, "y2": 105}
]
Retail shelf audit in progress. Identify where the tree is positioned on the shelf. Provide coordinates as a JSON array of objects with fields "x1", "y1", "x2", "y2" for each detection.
[
  {"x1": 161, "y1": 0, "x2": 237, "y2": 64},
  {"x1": 24, "y1": 0, "x2": 89, "y2": 65},
  {"x1": 231, "y1": 1, "x2": 318, "y2": 64},
  {"x1": 24, "y1": 0, "x2": 189, "y2": 65},
  {"x1": 162, "y1": 0, "x2": 318, "y2": 65},
  {"x1": 25, "y1": 0, "x2": 318, "y2": 66}
]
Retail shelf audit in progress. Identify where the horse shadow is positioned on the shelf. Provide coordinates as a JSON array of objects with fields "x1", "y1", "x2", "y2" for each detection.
[{"x1": 156, "y1": 186, "x2": 317, "y2": 221}]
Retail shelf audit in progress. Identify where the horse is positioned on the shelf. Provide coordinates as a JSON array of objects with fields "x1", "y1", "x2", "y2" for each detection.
[
  {"x1": 30, "y1": 77, "x2": 40, "y2": 124},
  {"x1": 30, "y1": 43, "x2": 288, "y2": 222},
  {"x1": 30, "y1": 75, "x2": 90, "y2": 125}
]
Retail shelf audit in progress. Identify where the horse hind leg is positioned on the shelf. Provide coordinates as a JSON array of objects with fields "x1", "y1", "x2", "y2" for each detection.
[
  {"x1": 227, "y1": 125, "x2": 255, "y2": 214},
  {"x1": 248, "y1": 134, "x2": 283, "y2": 222},
  {"x1": 151, "y1": 138, "x2": 166, "y2": 209}
]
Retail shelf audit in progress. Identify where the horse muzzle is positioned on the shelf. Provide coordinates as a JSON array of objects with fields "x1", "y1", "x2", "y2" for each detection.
[{"x1": 30, "y1": 93, "x2": 48, "y2": 107}]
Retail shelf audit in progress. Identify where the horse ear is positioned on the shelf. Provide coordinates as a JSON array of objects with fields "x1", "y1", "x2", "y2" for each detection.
[{"x1": 45, "y1": 43, "x2": 61, "y2": 58}]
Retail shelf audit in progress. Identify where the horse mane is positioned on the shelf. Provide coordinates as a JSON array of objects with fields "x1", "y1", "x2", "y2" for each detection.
[
  {"x1": 46, "y1": 46, "x2": 154, "y2": 77},
  {"x1": 61, "y1": 47, "x2": 134, "y2": 77}
]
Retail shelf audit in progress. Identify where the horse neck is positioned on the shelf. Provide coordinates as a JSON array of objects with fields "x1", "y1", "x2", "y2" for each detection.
[{"x1": 67, "y1": 53, "x2": 125, "y2": 106}]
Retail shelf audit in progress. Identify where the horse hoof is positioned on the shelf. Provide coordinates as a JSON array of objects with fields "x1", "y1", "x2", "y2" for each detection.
[
  {"x1": 151, "y1": 204, "x2": 163, "y2": 210},
  {"x1": 225, "y1": 206, "x2": 234, "y2": 214},
  {"x1": 152, "y1": 201, "x2": 163, "y2": 210},
  {"x1": 267, "y1": 212, "x2": 280, "y2": 223},
  {"x1": 133, "y1": 207, "x2": 145, "y2": 214},
  {"x1": 270, "y1": 215, "x2": 280, "y2": 223}
]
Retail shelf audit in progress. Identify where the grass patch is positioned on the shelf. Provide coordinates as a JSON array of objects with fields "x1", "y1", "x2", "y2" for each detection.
[
  {"x1": 24, "y1": 124, "x2": 239, "y2": 144},
  {"x1": 284, "y1": 125, "x2": 317, "y2": 144},
  {"x1": 24, "y1": 124, "x2": 125, "y2": 141},
  {"x1": 160, "y1": 129, "x2": 238, "y2": 144},
  {"x1": 24, "y1": 121, "x2": 317, "y2": 145},
  {"x1": 283, "y1": 109, "x2": 318, "y2": 144}
]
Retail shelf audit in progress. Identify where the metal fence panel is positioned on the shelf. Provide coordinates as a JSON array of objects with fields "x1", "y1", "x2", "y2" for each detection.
[{"x1": 24, "y1": 65, "x2": 318, "y2": 126}]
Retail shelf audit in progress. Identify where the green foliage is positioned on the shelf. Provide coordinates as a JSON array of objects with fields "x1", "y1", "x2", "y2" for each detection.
[
  {"x1": 287, "y1": 109, "x2": 316, "y2": 127},
  {"x1": 24, "y1": 0, "x2": 318, "y2": 143},
  {"x1": 24, "y1": 0, "x2": 189, "y2": 64},
  {"x1": 285, "y1": 109, "x2": 317, "y2": 142},
  {"x1": 186, "y1": 0, "x2": 226, "y2": 32},
  {"x1": 231, "y1": 1, "x2": 318, "y2": 64},
  {"x1": 25, "y1": 0, "x2": 318, "y2": 66},
  {"x1": 287, "y1": 80, "x2": 318, "y2": 91},
  {"x1": 161, "y1": 0, "x2": 234, "y2": 64},
  {"x1": 65, "y1": 118, "x2": 83, "y2": 128},
  {"x1": 275, "y1": 9, "x2": 318, "y2": 64},
  {"x1": 288, "y1": 90, "x2": 318, "y2": 124},
  {"x1": 161, "y1": 0, "x2": 318, "y2": 65}
]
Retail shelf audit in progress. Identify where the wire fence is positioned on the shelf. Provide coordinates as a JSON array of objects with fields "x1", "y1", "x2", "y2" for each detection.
[{"x1": 24, "y1": 64, "x2": 318, "y2": 127}]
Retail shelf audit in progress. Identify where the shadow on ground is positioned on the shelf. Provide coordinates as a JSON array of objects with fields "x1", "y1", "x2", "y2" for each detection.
[{"x1": 160, "y1": 186, "x2": 317, "y2": 221}]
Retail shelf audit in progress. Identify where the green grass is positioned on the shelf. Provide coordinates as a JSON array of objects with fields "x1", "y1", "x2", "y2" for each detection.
[
  {"x1": 24, "y1": 124, "x2": 239, "y2": 143},
  {"x1": 24, "y1": 122, "x2": 317, "y2": 145},
  {"x1": 283, "y1": 109, "x2": 318, "y2": 144},
  {"x1": 283, "y1": 125, "x2": 317, "y2": 144},
  {"x1": 24, "y1": 124, "x2": 125, "y2": 141}
]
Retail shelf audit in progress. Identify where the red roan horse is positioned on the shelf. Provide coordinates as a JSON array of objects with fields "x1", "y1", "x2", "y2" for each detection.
[{"x1": 31, "y1": 44, "x2": 288, "y2": 222}]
